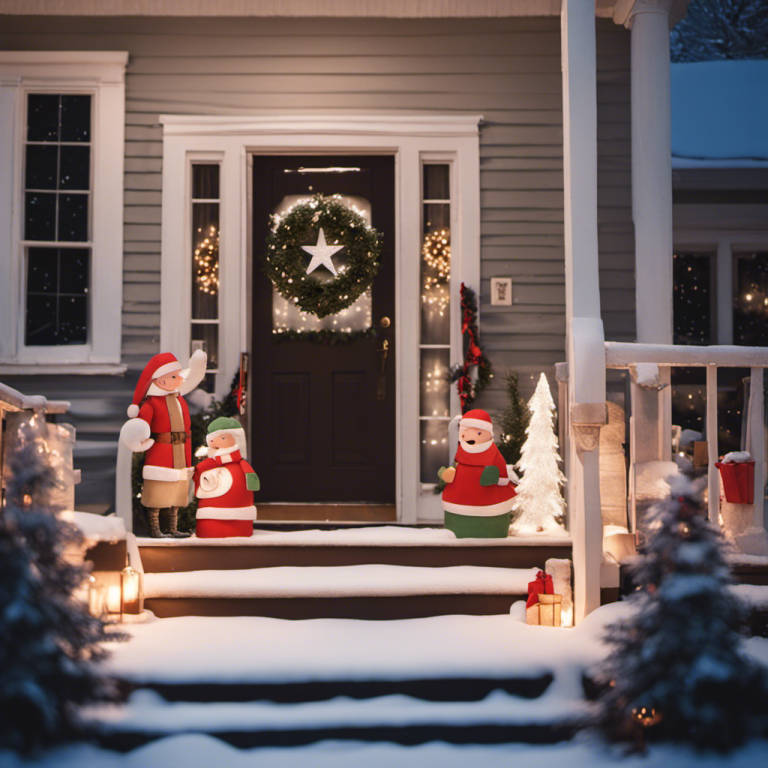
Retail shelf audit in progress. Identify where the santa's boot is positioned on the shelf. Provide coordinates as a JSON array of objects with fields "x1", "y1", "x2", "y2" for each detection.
[
  {"x1": 146, "y1": 508, "x2": 171, "y2": 538},
  {"x1": 161, "y1": 507, "x2": 191, "y2": 538}
]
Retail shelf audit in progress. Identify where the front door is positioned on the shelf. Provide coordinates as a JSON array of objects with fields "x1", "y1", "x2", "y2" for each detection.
[{"x1": 251, "y1": 155, "x2": 396, "y2": 505}]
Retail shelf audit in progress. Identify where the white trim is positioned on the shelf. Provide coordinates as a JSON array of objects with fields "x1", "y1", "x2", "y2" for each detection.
[
  {"x1": 442, "y1": 499, "x2": 514, "y2": 517},
  {"x1": 153, "y1": 361, "x2": 183, "y2": 379},
  {"x1": 0, "y1": 363, "x2": 126, "y2": 375},
  {"x1": 460, "y1": 418, "x2": 494, "y2": 432},
  {"x1": 0, "y1": 52, "x2": 127, "y2": 367},
  {"x1": 0, "y1": 1, "x2": 565, "y2": 17},
  {"x1": 196, "y1": 505, "x2": 257, "y2": 521},
  {"x1": 142, "y1": 465, "x2": 193, "y2": 482},
  {"x1": 160, "y1": 115, "x2": 482, "y2": 525}
]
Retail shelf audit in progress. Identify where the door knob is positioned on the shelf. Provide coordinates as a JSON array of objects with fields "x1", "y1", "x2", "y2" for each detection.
[{"x1": 380, "y1": 316, "x2": 391, "y2": 328}]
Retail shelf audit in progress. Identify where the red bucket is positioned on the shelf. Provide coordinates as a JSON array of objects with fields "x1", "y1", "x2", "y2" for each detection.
[{"x1": 715, "y1": 461, "x2": 755, "y2": 504}]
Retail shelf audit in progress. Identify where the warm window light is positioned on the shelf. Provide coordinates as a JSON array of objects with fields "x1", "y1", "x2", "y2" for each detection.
[{"x1": 120, "y1": 566, "x2": 143, "y2": 618}]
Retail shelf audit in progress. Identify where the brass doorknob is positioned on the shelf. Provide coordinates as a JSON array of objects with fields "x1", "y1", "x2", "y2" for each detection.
[{"x1": 380, "y1": 317, "x2": 391, "y2": 328}]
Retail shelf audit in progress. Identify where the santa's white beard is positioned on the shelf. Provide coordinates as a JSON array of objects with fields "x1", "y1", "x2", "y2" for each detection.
[
  {"x1": 207, "y1": 444, "x2": 240, "y2": 459},
  {"x1": 459, "y1": 437, "x2": 494, "y2": 454}
]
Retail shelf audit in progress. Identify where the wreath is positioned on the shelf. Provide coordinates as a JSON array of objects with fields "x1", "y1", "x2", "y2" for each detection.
[{"x1": 263, "y1": 194, "x2": 382, "y2": 319}]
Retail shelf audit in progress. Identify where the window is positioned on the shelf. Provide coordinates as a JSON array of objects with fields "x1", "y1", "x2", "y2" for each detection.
[
  {"x1": 734, "y1": 251, "x2": 768, "y2": 347},
  {"x1": 0, "y1": 52, "x2": 127, "y2": 369},
  {"x1": 190, "y1": 164, "x2": 220, "y2": 373},
  {"x1": 23, "y1": 94, "x2": 92, "y2": 346},
  {"x1": 419, "y1": 163, "x2": 452, "y2": 483}
]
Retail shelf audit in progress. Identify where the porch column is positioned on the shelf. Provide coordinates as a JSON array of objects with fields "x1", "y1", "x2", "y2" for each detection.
[{"x1": 561, "y1": 0, "x2": 606, "y2": 623}]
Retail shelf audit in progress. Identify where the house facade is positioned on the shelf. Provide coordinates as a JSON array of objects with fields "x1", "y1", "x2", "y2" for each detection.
[{"x1": 6, "y1": 0, "x2": 764, "y2": 620}]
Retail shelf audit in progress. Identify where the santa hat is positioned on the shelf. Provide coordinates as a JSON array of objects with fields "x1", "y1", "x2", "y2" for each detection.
[
  {"x1": 206, "y1": 416, "x2": 248, "y2": 459},
  {"x1": 459, "y1": 409, "x2": 493, "y2": 433},
  {"x1": 127, "y1": 352, "x2": 183, "y2": 418}
]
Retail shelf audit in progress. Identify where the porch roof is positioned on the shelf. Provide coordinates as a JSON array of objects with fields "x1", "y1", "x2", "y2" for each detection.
[{"x1": 0, "y1": 0, "x2": 618, "y2": 18}]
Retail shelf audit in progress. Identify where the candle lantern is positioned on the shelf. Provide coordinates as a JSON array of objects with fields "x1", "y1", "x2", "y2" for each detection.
[
  {"x1": 87, "y1": 575, "x2": 108, "y2": 619},
  {"x1": 120, "y1": 566, "x2": 143, "y2": 618}
]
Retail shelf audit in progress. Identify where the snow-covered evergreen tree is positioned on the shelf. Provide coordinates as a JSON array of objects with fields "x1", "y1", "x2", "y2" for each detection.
[
  {"x1": 671, "y1": 0, "x2": 768, "y2": 63},
  {"x1": 496, "y1": 371, "x2": 530, "y2": 467},
  {"x1": 511, "y1": 373, "x2": 565, "y2": 533},
  {"x1": 596, "y1": 474, "x2": 768, "y2": 751},
  {"x1": 0, "y1": 414, "x2": 116, "y2": 754}
]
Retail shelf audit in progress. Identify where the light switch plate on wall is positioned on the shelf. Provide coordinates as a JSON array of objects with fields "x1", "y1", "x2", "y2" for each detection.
[{"x1": 490, "y1": 277, "x2": 512, "y2": 306}]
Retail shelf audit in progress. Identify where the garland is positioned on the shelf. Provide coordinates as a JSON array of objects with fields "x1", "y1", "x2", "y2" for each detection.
[
  {"x1": 263, "y1": 194, "x2": 382, "y2": 319},
  {"x1": 273, "y1": 327, "x2": 377, "y2": 345},
  {"x1": 451, "y1": 282, "x2": 493, "y2": 412}
]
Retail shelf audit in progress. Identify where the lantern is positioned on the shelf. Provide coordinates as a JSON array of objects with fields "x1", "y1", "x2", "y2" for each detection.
[{"x1": 120, "y1": 566, "x2": 143, "y2": 618}]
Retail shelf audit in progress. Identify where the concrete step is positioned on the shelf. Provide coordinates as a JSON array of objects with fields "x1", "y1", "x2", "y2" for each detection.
[
  {"x1": 137, "y1": 526, "x2": 572, "y2": 574},
  {"x1": 143, "y1": 564, "x2": 539, "y2": 619}
]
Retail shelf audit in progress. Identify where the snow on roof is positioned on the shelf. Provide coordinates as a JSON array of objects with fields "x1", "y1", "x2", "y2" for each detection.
[{"x1": 671, "y1": 59, "x2": 768, "y2": 168}]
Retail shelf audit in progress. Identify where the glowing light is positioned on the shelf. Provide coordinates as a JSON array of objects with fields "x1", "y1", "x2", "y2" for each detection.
[
  {"x1": 421, "y1": 228, "x2": 451, "y2": 317},
  {"x1": 194, "y1": 225, "x2": 220, "y2": 295}
]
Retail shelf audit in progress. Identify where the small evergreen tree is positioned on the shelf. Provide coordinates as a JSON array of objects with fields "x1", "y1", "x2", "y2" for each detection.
[
  {"x1": 596, "y1": 474, "x2": 768, "y2": 752},
  {"x1": 0, "y1": 414, "x2": 116, "y2": 754},
  {"x1": 496, "y1": 371, "x2": 530, "y2": 467},
  {"x1": 511, "y1": 373, "x2": 565, "y2": 533},
  {"x1": 671, "y1": 0, "x2": 768, "y2": 62}
]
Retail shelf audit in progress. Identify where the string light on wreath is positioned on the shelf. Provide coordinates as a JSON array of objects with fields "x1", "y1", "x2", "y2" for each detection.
[
  {"x1": 194, "y1": 225, "x2": 219, "y2": 295},
  {"x1": 422, "y1": 228, "x2": 451, "y2": 317}
]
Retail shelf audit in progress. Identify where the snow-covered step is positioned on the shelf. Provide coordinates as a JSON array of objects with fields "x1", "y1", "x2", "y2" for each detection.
[
  {"x1": 137, "y1": 526, "x2": 572, "y2": 573},
  {"x1": 89, "y1": 689, "x2": 588, "y2": 751},
  {"x1": 143, "y1": 564, "x2": 540, "y2": 619}
]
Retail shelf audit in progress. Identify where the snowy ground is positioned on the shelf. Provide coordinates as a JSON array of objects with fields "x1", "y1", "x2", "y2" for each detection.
[{"x1": 2, "y1": 602, "x2": 767, "y2": 768}]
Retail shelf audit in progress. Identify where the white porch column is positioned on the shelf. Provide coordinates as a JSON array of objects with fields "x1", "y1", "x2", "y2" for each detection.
[
  {"x1": 614, "y1": 0, "x2": 689, "y2": 344},
  {"x1": 561, "y1": 0, "x2": 606, "y2": 623}
]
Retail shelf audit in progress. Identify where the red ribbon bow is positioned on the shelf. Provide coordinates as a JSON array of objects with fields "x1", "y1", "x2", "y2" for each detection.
[{"x1": 526, "y1": 570, "x2": 554, "y2": 609}]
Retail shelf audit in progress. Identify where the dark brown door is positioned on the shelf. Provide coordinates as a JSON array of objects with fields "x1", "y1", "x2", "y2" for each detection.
[{"x1": 251, "y1": 155, "x2": 395, "y2": 503}]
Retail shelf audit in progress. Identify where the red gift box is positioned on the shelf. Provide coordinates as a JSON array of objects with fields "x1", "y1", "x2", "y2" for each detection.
[
  {"x1": 526, "y1": 570, "x2": 554, "y2": 609},
  {"x1": 715, "y1": 461, "x2": 755, "y2": 505}
]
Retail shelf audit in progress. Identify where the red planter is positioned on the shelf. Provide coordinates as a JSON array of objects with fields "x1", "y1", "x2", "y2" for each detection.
[{"x1": 715, "y1": 461, "x2": 755, "y2": 504}]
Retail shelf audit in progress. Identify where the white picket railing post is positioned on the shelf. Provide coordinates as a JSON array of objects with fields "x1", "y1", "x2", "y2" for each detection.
[
  {"x1": 749, "y1": 367, "x2": 765, "y2": 530},
  {"x1": 706, "y1": 364, "x2": 720, "y2": 528}
]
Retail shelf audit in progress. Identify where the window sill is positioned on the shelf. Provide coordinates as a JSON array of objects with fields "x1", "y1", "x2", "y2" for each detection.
[{"x1": 0, "y1": 363, "x2": 127, "y2": 376}]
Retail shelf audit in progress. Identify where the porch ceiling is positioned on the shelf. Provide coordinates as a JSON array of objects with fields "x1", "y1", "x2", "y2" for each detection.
[{"x1": 0, "y1": 0, "x2": 618, "y2": 18}]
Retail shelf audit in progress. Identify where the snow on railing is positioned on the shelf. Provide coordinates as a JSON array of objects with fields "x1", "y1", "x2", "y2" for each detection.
[{"x1": 604, "y1": 342, "x2": 768, "y2": 535}]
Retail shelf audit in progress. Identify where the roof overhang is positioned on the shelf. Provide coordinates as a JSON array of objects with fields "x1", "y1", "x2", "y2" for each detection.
[{"x1": 0, "y1": 0, "x2": 620, "y2": 18}]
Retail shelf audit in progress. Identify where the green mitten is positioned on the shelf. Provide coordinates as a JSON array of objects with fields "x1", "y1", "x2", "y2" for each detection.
[
  {"x1": 480, "y1": 465, "x2": 500, "y2": 486},
  {"x1": 246, "y1": 472, "x2": 260, "y2": 492},
  {"x1": 437, "y1": 466, "x2": 447, "y2": 481}
]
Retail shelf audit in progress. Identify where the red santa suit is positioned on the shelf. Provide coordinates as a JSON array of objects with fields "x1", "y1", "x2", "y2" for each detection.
[
  {"x1": 194, "y1": 445, "x2": 258, "y2": 538},
  {"x1": 442, "y1": 409, "x2": 517, "y2": 538}
]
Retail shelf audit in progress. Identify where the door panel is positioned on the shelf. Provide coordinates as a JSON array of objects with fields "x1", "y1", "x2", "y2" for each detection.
[{"x1": 251, "y1": 155, "x2": 396, "y2": 503}]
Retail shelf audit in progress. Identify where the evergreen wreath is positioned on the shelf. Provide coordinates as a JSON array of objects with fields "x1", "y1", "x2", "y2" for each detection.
[{"x1": 263, "y1": 194, "x2": 382, "y2": 319}]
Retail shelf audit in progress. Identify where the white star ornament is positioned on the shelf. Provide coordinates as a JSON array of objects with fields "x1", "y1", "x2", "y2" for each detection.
[{"x1": 301, "y1": 228, "x2": 344, "y2": 277}]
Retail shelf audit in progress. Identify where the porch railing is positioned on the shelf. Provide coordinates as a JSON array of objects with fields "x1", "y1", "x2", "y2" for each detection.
[{"x1": 604, "y1": 342, "x2": 768, "y2": 532}]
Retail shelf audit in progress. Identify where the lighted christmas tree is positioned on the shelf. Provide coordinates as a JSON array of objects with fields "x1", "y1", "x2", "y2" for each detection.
[
  {"x1": 511, "y1": 373, "x2": 565, "y2": 533},
  {"x1": 496, "y1": 370, "x2": 530, "y2": 467},
  {"x1": 0, "y1": 414, "x2": 116, "y2": 753},
  {"x1": 596, "y1": 474, "x2": 768, "y2": 752}
]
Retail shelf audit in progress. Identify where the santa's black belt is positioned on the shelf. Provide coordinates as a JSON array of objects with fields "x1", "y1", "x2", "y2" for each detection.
[{"x1": 152, "y1": 432, "x2": 187, "y2": 445}]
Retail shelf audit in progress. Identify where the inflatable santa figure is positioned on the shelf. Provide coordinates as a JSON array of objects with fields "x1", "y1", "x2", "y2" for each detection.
[
  {"x1": 439, "y1": 409, "x2": 517, "y2": 538},
  {"x1": 194, "y1": 417, "x2": 260, "y2": 538},
  {"x1": 119, "y1": 350, "x2": 207, "y2": 538}
]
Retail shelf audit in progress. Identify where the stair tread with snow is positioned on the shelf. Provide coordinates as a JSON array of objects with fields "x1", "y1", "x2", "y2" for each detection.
[{"x1": 143, "y1": 564, "x2": 540, "y2": 619}]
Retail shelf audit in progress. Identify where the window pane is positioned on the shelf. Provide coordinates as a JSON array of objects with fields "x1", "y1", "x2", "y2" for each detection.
[
  {"x1": 421, "y1": 209, "x2": 451, "y2": 345},
  {"x1": 193, "y1": 165, "x2": 220, "y2": 199},
  {"x1": 673, "y1": 251, "x2": 713, "y2": 345},
  {"x1": 27, "y1": 247, "x2": 58, "y2": 293},
  {"x1": 58, "y1": 193, "x2": 89, "y2": 241},
  {"x1": 25, "y1": 144, "x2": 58, "y2": 189},
  {"x1": 420, "y1": 348, "x2": 450, "y2": 418},
  {"x1": 58, "y1": 295, "x2": 88, "y2": 343},
  {"x1": 58, "y1": 248, "x2": 89, "y2": 294},
  {"x1": 27, "y1": 94, "x2": 60, "y2": 142},
  {"x1": 420, "y1": 420, "x2": 449, "y2": 484},
  {"x1": 59, "y1": 145, "x2": 90, "y2": 190},
  {"x1": 60, "y1": 95, "x2": 91, "y2": 142},
  {"x1": 192, "y1": 324, "x2": 219, "y2": 370},
  {"x1": 25, "y1": 192, "x2": 56, "y2": 240},
  {"x1": 191, "y1": 202, "x2": 219, "y2": 320},
  {"x1": 26, "y1": 247, "x2": 89, "y2": 346},
  {"x1": 734, "y1": 252, "x2": 768, "y2": 347},
  {"x1": 423, "y1": 164, "x2": 449, "y2": 200}
]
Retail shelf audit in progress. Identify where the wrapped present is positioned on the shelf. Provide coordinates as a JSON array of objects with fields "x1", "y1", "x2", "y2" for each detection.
[
  {"x1": 526, "y1": 570, "x2": 553, "y2": 608},
  {"x1": 526, "y1": 570, "x2": 562, "y2": 626}
]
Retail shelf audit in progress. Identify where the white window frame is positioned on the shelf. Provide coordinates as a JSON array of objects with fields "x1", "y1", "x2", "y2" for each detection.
[
  {"x1": 0, "y1": 52, "x2": 127, "y2": 372},
  {"x1": 674, "y1": 232, "x2": 768, "y2": 345},
  {"x1": 159, "y1": 115, "x2": 481, "y2": 523}
]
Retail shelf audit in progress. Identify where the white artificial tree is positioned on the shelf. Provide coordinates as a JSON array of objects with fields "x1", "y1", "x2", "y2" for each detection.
[{"x1": 511, "y1": 373, "x2": 566, "y2": 533}]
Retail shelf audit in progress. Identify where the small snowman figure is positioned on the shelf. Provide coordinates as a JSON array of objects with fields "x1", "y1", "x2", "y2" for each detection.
[
  {"x1": 193, "y1": 417, "x2": 260, "y2": 538},
  {"x1": 439, "y1": 409, "x2": 517, "y2": 538}
]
